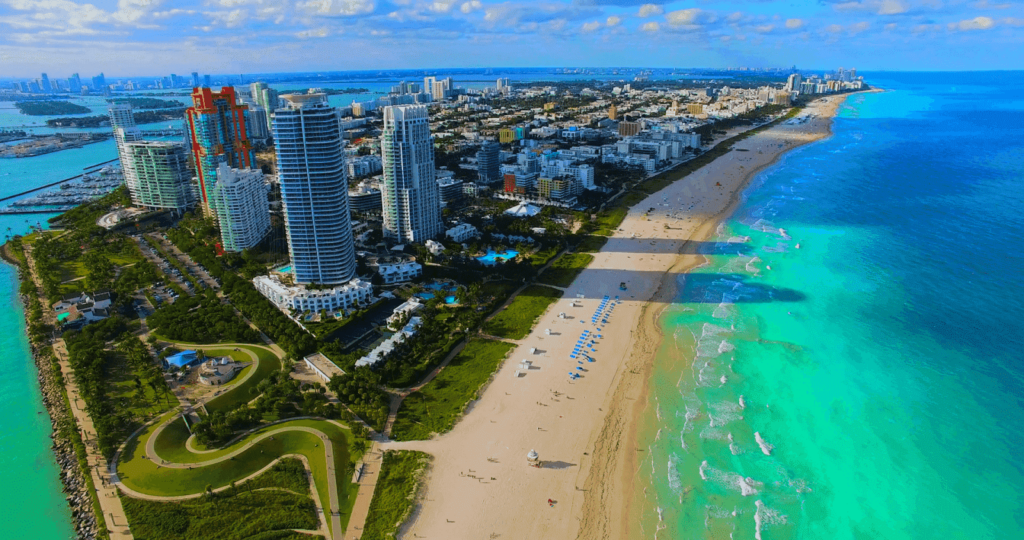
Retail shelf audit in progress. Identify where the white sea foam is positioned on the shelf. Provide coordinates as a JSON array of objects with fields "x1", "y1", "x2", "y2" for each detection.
[
  {"x1": 738, "y1": 395, "x2": 747, "y2": 409},
  {"x1": 754, "y1": 500, "x2": 787, "y2": 540},
  {"x1": 727, "y1": 235, "x2": 751, "y2": 244},
  {"x1": 667, "y1": 455, "x2": 682, "y2": 493},
  {"x1": 718, "y1": 340, "x2": 735, "y2": 354},
  {"x1": 701, "y1": 323, "x2": 730, "y2": 338},
  {"x1": 745, "y1": 256, "x2": 762, "y2": 274},
  {"x1": 700, "y1": 462, "x2": 763, "y2": 497},
  {"x1": 720, "y1": 375, "x2": 728, "y2": 385},
  {"x1": 754, "y1": 432, "x2": 774, "y2": 456}
]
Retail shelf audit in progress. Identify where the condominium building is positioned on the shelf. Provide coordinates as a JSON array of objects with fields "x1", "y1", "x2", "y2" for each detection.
[
  {"x1": 380, "y1": 105, "x2": 443, "y2": 243},
  {"x1": 207, "y1": 164, "x2": 270, "y2": 252},
  {"x1": 274, "y1": 93, "x2": 357, "y2": 285},
  {"x1": 250, "y1": 82, "x2": 279, "y2": 138},
  {"x1": 476, "y1": 140, "x2": 501, "y2": 184},
  {"x1": 185, "y1": 86, "x2": 255, "y2": 213},
  {"x1": 107, "y1": 103, "x2": 144, "y2": 204},
  {"x1": 124, "y1": 141, "x2": 196, "y2": 213}
]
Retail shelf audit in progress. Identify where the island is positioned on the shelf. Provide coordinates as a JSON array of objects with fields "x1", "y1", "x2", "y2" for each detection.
[
  {"x1": 46, "y1": 108, "x2": 187, "y2": 128},
  {"x1": 15, "y1": 100, "x2": 91, "y2": 116},
  {"x1": 106, "y1": 97, "x2": 184, "y2": 109}
]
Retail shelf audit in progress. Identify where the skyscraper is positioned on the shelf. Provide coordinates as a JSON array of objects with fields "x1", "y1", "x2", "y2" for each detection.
[
  {"x1": 68, "y1": 73, "x2": 82, "y2": 93},
  {"x1": 786, "y1": 73, "x2": 803, "y2": 92},
  {"x1": 185, "y1": 86, "x2": 254, "y2": 212},
  {"x1": 40, "y1": 73, "x2": 51, "y2": 93},
  {"x1": 207, "y1": 164, "x2": 270, "y2": 252},
  {"x1": 107, "y1": 103, "x2": 144, "y2": 204},
  {"x1": 91, "y1": 73, "x2": 106, "y2": 92},
  {"x1": 273, "y1": 93, "x2": 357, "y2": 285},
  {"x1": 191, "y1": 72, "x2": 200, "y2": 87},
  {"x1": 476, "y1": 140, "x2": 501, "y2": 184},
  {"x1": 249, "y1": 82, "x2": 278, "y2": 139},
  {"x1": 380, "y1": 104, "x2": 443, "y2": 243},
  {"x1": 124, "y1": 141, "x2": 196, "y2": 213}
]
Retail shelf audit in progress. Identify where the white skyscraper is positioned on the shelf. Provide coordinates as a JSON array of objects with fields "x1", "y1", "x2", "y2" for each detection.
[
  {"x1": 125, "y1": 141, "x2": 196, "y2": 213},
  {"x1": 108, "y1": 103, "x2": 144, "y2": 205},
  {"x1": 381, "y1": 105, "x2": 443, "y2": 243},
  {"x1": 274, "y1": 93, "x2": 357, "y2": 285},
  {"x1": 207, "y1": 164, "x2": 271, "y2": 252}
]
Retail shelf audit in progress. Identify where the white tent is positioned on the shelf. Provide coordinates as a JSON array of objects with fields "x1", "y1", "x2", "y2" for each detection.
[{"x1": 505, "y1": 202, "x2": 542, "y2": 217}]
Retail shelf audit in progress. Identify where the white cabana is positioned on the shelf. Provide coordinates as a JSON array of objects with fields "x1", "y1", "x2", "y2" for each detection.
[{"x1": 504, "y1": 202, "x2": 542, "y2": 217}]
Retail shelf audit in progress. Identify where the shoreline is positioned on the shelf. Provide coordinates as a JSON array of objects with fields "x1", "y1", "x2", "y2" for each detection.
[
  {"x1": 381, "y1": 92, "x2": 868, "y2": 540},
  {"x1": 603, "y1": 91, "x2": 871, "y2": 539},
  {"x1": 1, "y1": 242, "x2": 101, "y2": 539}
]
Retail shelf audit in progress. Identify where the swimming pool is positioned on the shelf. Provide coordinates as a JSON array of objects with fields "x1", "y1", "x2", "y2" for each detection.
[
  {"x1": 444, "y1": 295, "x2": 457, "y2": 304},
  {"x1": 278, "y1": 265, "x2": 292, "y2": 273},
  {"x1": 475, "y1": 250, "x2": 519, "y2": 264}
]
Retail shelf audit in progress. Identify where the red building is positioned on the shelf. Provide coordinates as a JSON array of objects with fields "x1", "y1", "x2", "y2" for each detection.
[
  {"x1": 503, "y1": 173, "x2": 516, "y2": 193},
  {"x1": 185, "y1": 87, "x2": 254, "y2": 209}
]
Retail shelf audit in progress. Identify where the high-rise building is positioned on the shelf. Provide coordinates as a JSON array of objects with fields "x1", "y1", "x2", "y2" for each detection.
[
  {"x1": 608, "y1": 104, "x2": 618, "y2": 120},
  {"x1": 247, "y1": 105, "x2": 270, "y2": 141},
  {"x1": 91, "y1": 73, "x2": 106, "y2": 92},
  {"x1": 191, "y1": 72, "x2": 200, "y2": 87},
  {"x1": 274, "y1": 93, "x2": 357, "y2": 285},
  {"x1": 203, "y1": 74, "x2": 211, "y2": 87},
  {"x1": 124, "y1": 141, "x2": 196, "y2": 213},
  {"x1": 207, "y1": 164, "x2": 270, "y2": 252},
  {"x1": 249, "y1": 82, "x2": 278, "y2": 139},
  {"x1": 424, "y1": 76, "x2": 452, "y2": 101},
  {"x1": 786, "y1": 73, "x2": 803, "y2": 92},
  {"x1": 476, "y1": 140, "x2": 501, "y2": 184},
  {"x1": 185, "y1": 86, "x2": 255, "y2": 212},
  {"x1": 68, "y1": 73, "x2": 82, "y2": 93},
  {"x1": 380, "y1": 105, "x2": 443, "y2": 243},
  {"x1": 40, "y1": 73, "x2": 51, "y2": 93},
  {"x1": 107, "y1": 103, "x2": 144, "y2": 204}
]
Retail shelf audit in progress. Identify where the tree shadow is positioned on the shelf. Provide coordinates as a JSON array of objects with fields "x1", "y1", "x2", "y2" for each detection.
[{"x1": 543, "y1": 461, "x2": 577, "y2": 470}]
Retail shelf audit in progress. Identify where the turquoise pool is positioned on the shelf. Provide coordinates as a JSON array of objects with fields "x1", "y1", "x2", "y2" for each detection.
[
  {"x1": 278, "y1": 265, "x2": 292, "y2": 273},
  {"x1": 475, "y1": 250, "x2": 519, "y2": 264}
]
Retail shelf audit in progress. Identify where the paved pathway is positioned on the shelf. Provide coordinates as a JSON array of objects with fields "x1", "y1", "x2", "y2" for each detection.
[
  {"x1": 112, "y1": 413, "x2": 343, "y2": 540},
  {"x1": 53, "y1": 341, "x2": 135, "y2": 540}
]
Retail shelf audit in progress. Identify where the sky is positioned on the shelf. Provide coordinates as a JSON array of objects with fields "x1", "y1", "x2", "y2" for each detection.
[{"x1": 1, "y1": 0, "x2": 1022, "y2": 77}]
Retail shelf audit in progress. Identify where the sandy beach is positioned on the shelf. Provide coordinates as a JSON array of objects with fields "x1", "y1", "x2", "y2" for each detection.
[{"x1": 383, "y1": 94, "x2": 852, "y2": 540}]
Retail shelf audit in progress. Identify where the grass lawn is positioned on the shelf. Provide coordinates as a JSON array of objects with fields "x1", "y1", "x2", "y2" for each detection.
[
  {"x1": 538, "y1": 253, "x2": 594, "y2": 288},
  {"x1": 122, "y1": 457, "x2": 318, "y2": 540},
  {"x1": 120, "y1": 416, "x2": 351, "y2": 538},
  {"x1": 529, "y1": 245, "x2": 560, "y2": 268},
  {"x1": 203, "y1": 345, "x2": 281, "y2": 415},
  {"x1": 361, "y1": 451, "x2": 430, "y2": 540},
  {"x1": 390, "y1": 338, "x2": 514, "y2": 441},
  {"x1": 482, "y1": 285, "x2": 563, "y2": 340},
  {"x1": 144, "y1": 415, "x2": 366, "y2": 536}
]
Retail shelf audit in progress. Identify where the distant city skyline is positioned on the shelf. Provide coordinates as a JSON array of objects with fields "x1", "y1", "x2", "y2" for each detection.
[{"x1": 1, "y1": 0, "x2": 1022, "y2": 77}]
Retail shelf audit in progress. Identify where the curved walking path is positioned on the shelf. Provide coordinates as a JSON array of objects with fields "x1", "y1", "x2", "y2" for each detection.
[{"x1": 112, "y1": 412, "x2": 345, "y2": 540}]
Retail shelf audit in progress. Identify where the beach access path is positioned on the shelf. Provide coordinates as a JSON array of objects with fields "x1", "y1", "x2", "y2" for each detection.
[
  {"x1": 21, "y1": 237, "x2": 135, "y2": 540},
  {"x1": 377, "y1": 95, "x2": 851, "y2": 540}
]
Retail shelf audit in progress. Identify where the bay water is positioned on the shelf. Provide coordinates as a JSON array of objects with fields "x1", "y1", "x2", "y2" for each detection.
[{"x1": 637, "y1": 72, "x2": 1024, "y2": 539}]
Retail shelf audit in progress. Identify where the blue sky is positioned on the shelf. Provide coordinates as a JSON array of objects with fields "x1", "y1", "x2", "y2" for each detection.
[{"x1": 1, "y1": 0, "x2": 1021, "y2": 77}]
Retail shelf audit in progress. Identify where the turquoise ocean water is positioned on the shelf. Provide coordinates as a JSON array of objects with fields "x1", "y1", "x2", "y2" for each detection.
[
  {"x1": 0, "y1": 136, "x2": 114, "y2": 539},
  {"x1": 637, "y1": 72, "x2": 1024, "y2": 539}
]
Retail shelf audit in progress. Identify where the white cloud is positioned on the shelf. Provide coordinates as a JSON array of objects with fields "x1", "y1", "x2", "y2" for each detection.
[
  {"x1": 111, "y1": 0, "x2": 164, "y2": 25},
  {"x1": 665, "y1": 8, "x2": 714, "y2": 26},
  {"x1": 1001, "y1": 17, "x2": 1024, "y2": 26},
  {"x1": 298, "y1": 0, "x2": 375, "y2": 17},
  {"x1": 785, "y1": 18, "x2": 803, "y2": 29},
  {"x1": 885, "y1": 22, "x2": 897, "y2": 30},
  {"x1": 850, "y1": 21, "x2": 870, "y2": 33},
  {"x1": 826, "y1": 23, "x2": 844, "y2": 33},
  {"x1": 606, "y1": 15, "x2": 621, "y2": 26},
  {"x1": 641, "y1": 21, "x2": 659, "y2": 32},
  {"x1": 460, "y1": 0, "x2": 482, "y2": 14},
  {"x1": 429, "y1": 0, "x2": 457, "y2": 13},
  {"x1": 878, "y1": 0, "x2": 908, "y2": 15},
  {"x1": 726, "y1": 11, "x2": 745, "y2": 23},
  {"x1": 295, "y1": 26, "x2": 329, "y2": 38},
  {"x1": 974, "y1": 0, "x2": 1011, "y2": 9},
  {"x1": 954, "y1": 16, "x2": 995, "y2": 30},
  {"x1": 755, "y1": 24, "x2": 774, "y2": 33},
  {"x1": 637, "y1": 4, "x2": 662, "y2": 18},
  {"x1": 582, "y1": 20, "x2": 601, "y2": 32},
  {"x1": 152, "y1": 9, "x2": 196, "y2": 19},
  {"x1": 204, "y1": 8, "x2": 247, "y2": 27}
]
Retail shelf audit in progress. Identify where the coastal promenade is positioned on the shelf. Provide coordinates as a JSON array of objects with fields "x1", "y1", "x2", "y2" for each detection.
[
  {"x1": 53, "y1": 341, "x2": 135, "y2": 539},
  {"x1": 378, "y1": 95, "x2": 851, "y2": 540}
]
